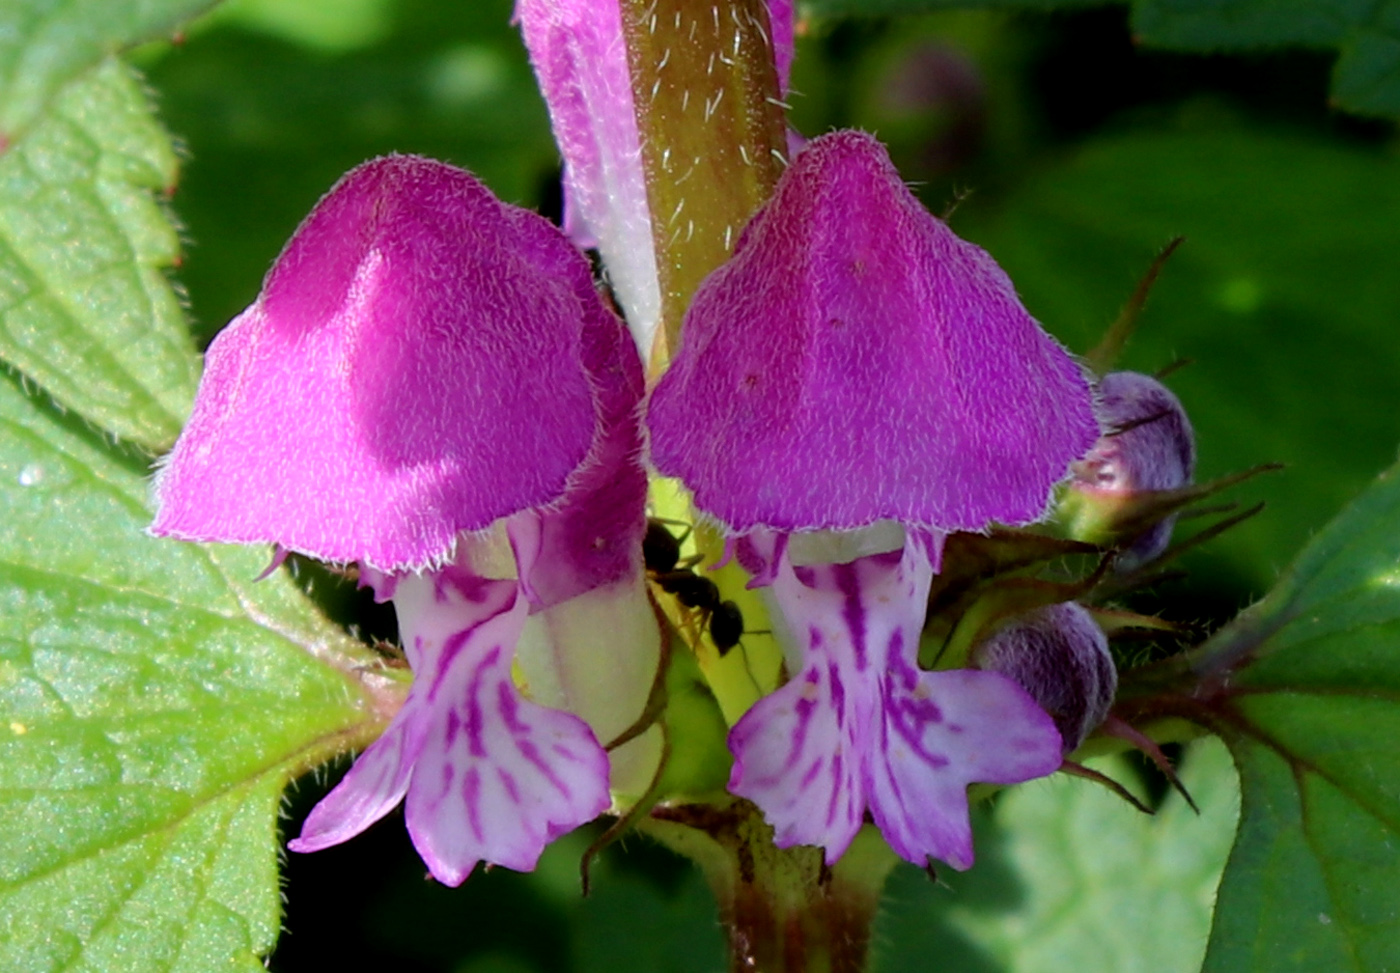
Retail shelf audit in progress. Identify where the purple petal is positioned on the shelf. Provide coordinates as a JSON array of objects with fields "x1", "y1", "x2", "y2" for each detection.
[
  {"x1": 866, "y1": 668, "x2": 1062, "y2": 869},
  {"x1": 767, "y1": 0, "x2": 795, "y2": 95},
  {"x1": 517, "y1": 0, "x2": 661, "y2": 356},
  {"x1": 288, "y1": 710, "x2": 422, "y2": 854},
  {"x1": 728, "y1": 538, "x2": 1061, "y2": 867},
  {"x1": 151, "y1": 155, "x2": 605, "y2": 572},
  {"x1": 308, "y1": 570, "x2": 610, "y2": 885},
  {"x1": 648, "y1": 130, "x2": 1098, "y2": 535},
  {"x1": 510, "y1": 278, "x2": 649, "y2": 609},
  {"x1": 401, "y1": 577, "x2": 610, "y2": 883}
]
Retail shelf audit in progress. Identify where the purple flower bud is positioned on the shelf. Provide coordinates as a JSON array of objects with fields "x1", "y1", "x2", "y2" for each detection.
[
  {"x1": 972, "y1": 602, "x2": 1116, "y2": 754},
  {"x1": 1073, "y1": 371, "x2": 1195, "y2": 565}
]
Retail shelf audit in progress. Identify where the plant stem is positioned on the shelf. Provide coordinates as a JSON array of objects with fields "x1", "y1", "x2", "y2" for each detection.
[
  {"x1": 643, "y1": 800, "x2": 898, "y2": 973},
  {"x1": 620, "y1": 0, "x2": 788, "y2": 373}
]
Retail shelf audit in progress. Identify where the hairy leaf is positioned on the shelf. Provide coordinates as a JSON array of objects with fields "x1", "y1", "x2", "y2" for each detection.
[
  {"x1": 0, "y1": 0, "x2": 218, "y2": 140},
  {"x1": 0, "y1": 369, "x2": 384, "y2": 972},
  {"x1": 1124, "y1": 457, "x2": 1400, "y2": 971},
  {"x1": 0, "y1": 58, "x2": 201, "y2": 450}
]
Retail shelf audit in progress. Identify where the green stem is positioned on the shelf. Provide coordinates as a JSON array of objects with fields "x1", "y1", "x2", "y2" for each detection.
[
  {"x1": 620, "y1": 0, "x2": 788, "y2": 373},
  {"x1": 643, "y1": 800, "x2": 898, "y2": 973}
]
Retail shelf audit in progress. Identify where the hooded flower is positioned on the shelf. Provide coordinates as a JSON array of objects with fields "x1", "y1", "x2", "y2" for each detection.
[
  {"x1": 647, "y1": 130, "x2": 1100, "y2": 868},
  {"x1": 151, "y1": 155, "x2": 655, "y2": 884}
]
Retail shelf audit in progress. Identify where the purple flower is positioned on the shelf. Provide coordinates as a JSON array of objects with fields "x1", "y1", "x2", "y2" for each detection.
[
  {"x1": 151, "y1": 155, "x2": 654, "y2": 884},
  {"x1": 647, "y1": 131, "x2": 1100, "y2": 867},
  {"x1": 516, "y1": 0, "x2": 661, "y2": 354}
]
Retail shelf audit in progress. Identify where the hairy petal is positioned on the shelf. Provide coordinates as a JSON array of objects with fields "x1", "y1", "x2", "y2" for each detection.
[
  {"x1": 767, "y1": 0, "x2": 795, "y2": 94},
  {"x1": 288, "y1": 708, "x2": 422, "y2": 854},
  {"x1": 517, "y1": 0, "x2": 662, "y2": 357},
  {"x1": 648, "y1": 130, "x2": 1098, "y2": 534},
  {"x1": 729, "y1": 539, "x2": 1060, "y2": 867},
  {"x1": 867, "y1": 667, "x2": 1062, "y2": 869},
  {"x1": 293, "y1": 570, "x2": 610, "y2": 885},
  {"x1": 151, "y1": 156, "x2": 602, "y2": 572},
  {"x1": 512, "y1": 280, "x2": 649, "y2": 609},
  {"x1": 402, "y1": 578, "x2": 610, "y2": 884}
]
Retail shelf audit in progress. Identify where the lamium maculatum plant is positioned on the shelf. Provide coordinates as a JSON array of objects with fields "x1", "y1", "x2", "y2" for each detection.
[
  {"x1": 145, "y1": 0, "x2": 1228, "y2": 958},
  {"x1": 16, "y1": 1, "x2": 1396, "y2": 972}
]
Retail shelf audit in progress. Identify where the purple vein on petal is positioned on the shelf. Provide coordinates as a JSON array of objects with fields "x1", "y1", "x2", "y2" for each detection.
[
  {"x1": 729, "y1": 539, "x2": 1062, "y2": 868},
  {"x1": 405, "y1": 575, "x2": 610, "y2": 884}
]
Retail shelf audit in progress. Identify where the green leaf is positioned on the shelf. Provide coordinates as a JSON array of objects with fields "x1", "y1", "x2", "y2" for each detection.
[
  {"x1": 956, "y1": 128, "x2": 1400, "y2": 591},
  {"x1": 800, "y1": 0, "x2": 1400, "y2": 119},
  {"x1": 0, "y1": 369, "x2": 384, "y2": 973},
  {"x1": 1123, "y1": 456, "x2": 1400, "y2": 971},
  {"x1": 962, "y1": 741, "x2": 1239, "y2": 972},
  {"x1": 0, "y1": 57, "x2": 200, "y2": 451},
  {"x1": 874, "y1": 739, "x2": 1239, "y2": 973},
  {"x1": 0, "y1": 0, "x2": 218, "y2": 140},
  {"x1": 1130, "y1": 0, "x2": 1400, "y2": 118}
]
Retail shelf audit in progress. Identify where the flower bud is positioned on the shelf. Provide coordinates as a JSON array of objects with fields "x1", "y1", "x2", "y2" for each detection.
[
  {"x1": 972, "y1": 602, "x2": 1116, "y2": 754},
  {"x1": 1066, "y1": 371, "x2": 1195, "y2": 566}
]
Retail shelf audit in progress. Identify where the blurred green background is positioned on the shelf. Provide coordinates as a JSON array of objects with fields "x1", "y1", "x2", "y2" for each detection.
[{"x1": 131, "y1": 0, "x2": 1397, "y2": 968}]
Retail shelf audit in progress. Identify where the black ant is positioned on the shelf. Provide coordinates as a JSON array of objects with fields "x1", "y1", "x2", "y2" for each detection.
[{"x1": 643, "y1": 519, "x2": 746, "y2": 656}]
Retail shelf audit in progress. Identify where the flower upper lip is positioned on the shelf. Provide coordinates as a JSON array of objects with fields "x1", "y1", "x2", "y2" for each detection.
[
  {"x1": 645, "y1": 130, "x2": 1100, "y2": 538},
  {"x1": 149, "y1": 155, "x2": 616, "y2": 573}
]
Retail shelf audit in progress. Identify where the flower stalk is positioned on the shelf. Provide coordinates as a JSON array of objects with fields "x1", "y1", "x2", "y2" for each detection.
[
  {"x1": 643, "y1": 800, "x2": 899, "y2": 973},
  {"x1": 620, "y1": 0, "x2": 788, "y2": 370}
]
